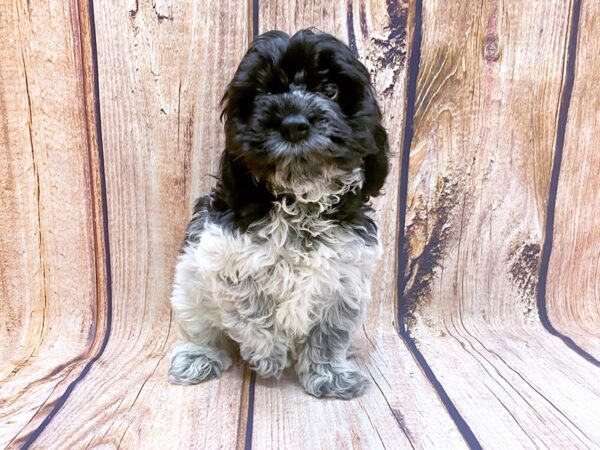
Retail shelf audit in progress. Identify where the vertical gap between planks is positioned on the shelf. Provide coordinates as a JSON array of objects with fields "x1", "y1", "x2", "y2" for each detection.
[
  {"x1": 252, "y1": 0, "x2": 259, "y2": 40},
  {"x1": 246, "y1": 0, "x2": 259, "y2": 47},
  {"x1": 20, "y1": 0, "x2": 114, "y2": 447},
  {"x1": 535, "y1": 0, "x2": 600, "y2": 367},
  {"x1": 235, "y1": 365, "x2": 253, "y2": 450},
  {"x1": 243, "y1": 372, "x2": 257, "y2": 450},
  {"x1": 394, "y1": 0, "x2": 482, "y2": 448}
]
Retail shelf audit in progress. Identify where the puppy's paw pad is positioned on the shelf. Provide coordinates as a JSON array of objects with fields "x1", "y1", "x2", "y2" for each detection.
[
  {"x1": 169, "y1": 348, "x2": 231, "y2": 385},
  {"x1": 304, "y1": 366, "x2": 369, "y2": 400}
]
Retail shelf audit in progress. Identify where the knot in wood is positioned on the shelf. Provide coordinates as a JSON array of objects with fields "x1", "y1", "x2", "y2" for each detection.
[{"x1": 484, "y1": 34, "x2": 500, "y2": 61}]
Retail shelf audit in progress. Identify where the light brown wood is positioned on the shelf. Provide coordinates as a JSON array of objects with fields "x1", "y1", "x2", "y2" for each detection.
[
  {"x1": 3, "y1": 0, "x2": 600, "y2": 448},
  {"x1": 252, "y1": 2, "x2": 465, "y2": 448},
  {"x1": 0, "y1": 1, "x2": 106, "y2": 446},
  {"x1": 414, "y1": 329, "x2": 600, "y2": 448},
  {"x1": 403, "y1": 0, "x2": 600, "y2": 447},
  {"x1": 404, "y1": 0, "x2": 566, "y2": 331},
  {"x1": 547, "y1": 1, "x2": 600, "y2": 356},
  {"x1": 11, "y1": 1, "x2": 252, "y2": 448}
]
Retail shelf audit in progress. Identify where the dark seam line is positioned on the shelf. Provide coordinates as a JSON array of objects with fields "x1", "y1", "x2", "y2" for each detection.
[
  {"x1": 21, "y1": 1, "x2": 114, "y2": 447},
  {"x1": 242, "y1": 4, "x2": 259, "y2": 450},
  {"x1": 395, "y1": 1, "x2": 483, "y2": 449},
  {"x1": 252, "y1": 0, "x2": 259, "y2": 38},
  {"x1": 346, "y1": 0, "x2": 359, "y2": 58},
  {"x1": 244, "y1": 372, "x2": 256, "y2": 450},
  {"x1": 535, "y1": 0, "x2": 600, "y2": 367}
]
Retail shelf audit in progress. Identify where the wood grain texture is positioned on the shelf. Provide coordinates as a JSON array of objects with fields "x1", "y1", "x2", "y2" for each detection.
[
  {"x1": 3, "y1": 0, "x2": 600, "y2": 448},
  {"x1": 16, "y1": 1, "x2": 252, "y2": 448},
  {"x1": 252, "y1": 2, "x2": 465, "y2": 448},
  {"x1": 403, "y1": 0, "x2": 568, "y2": 331},
  {"x1": 547, "y1": 1, "x2": 600, "y2": 356},
  {"x1": 414, "y1": 330, "x2": 600, "y2": 448},
  {"x1": 0, "y1": 1, "x2": 106, "y2": 446},
  {"x1": 402, "y1": 0, "x2": 600, "y2": 447}
]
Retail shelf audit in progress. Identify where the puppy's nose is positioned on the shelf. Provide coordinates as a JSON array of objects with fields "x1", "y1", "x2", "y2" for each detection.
[{"x1": 281, "y1": 114, "x2": 310, "y2": 142}]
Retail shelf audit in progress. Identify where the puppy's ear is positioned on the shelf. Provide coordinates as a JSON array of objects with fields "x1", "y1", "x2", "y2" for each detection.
[
  {"x1": 221, "y1": 31, "x2": 290, "y2": 123},
  {"x1": 213, "y1": 150, "x2": 256, "y2": 211},
  {"x1": 212, "y1": 150, "x2": 273, "y2": 227},
  {"x1": 362, "y1": 123, "x2": 389, "y2": 198}
]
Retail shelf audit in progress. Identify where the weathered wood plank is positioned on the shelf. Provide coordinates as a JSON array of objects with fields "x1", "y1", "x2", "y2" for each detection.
[
  {"x1": 252, "y1": 2, "x2": 464, "y2": 448},
  {"x1": 403, "y1": 0, "x2": 600, "y2": 447},
  {"x1": 21, "y1": 1, "x2": 252, "y2": 448},
  {"x1": 3, "y1": 0, "x2": 598, "y2": 448},
  {"x1": 547, "y1": 1, "x2": 600, "y2": 356},
  {"x1": 0, "y1": 1, "x2": 106, "y2": 446},
  {"x1": 403, "y1": 0, "x2": 569, "y2": 330},
  {"x1": 414, "y1": 330, "x2": 600, "y2": 448}
]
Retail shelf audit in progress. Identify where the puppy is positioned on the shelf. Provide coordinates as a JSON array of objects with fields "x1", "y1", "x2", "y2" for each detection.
[{"x1": 169, "y1": 29, "x2": 389, "y2": 399}]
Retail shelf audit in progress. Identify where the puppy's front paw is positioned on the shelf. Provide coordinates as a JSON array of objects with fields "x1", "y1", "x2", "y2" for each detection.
[
  {"x1": 300, "y1": 363, "x2": 369, "y2": 399},
  {"x1": 169, "y1": 343, "x2": 231, "y2": 385}
]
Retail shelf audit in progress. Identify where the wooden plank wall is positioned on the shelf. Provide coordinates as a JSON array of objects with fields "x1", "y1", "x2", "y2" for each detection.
[
  {"x1": 0, "y1": 1, "x2": 106, "y2": 446},
  {"x1": 3, "y1": 0, "x2": 255, "y2": 448},
  {"x1": 400, "y1": 1, "x2": 600, "y2": 447},
  {"x1": 1, "y1": 0, "x2": 599, "y2": 449},
  {"x1": 547, "y1": 1, "x2": 600, "y2": 356}
]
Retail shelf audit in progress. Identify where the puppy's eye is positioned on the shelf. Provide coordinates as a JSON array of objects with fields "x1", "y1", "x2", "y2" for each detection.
[{"x1": 322, "y1": 83, "x2": 338, "y2": 100}]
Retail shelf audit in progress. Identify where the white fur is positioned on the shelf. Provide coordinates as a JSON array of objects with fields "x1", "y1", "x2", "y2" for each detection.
[{"x1": 170, "y1": 168, "x2": 380, "y2": 379}]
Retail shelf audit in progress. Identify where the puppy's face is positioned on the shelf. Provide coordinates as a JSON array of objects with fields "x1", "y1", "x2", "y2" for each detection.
[{"x1": 221, "y1": 29, "x2": 388, "y2": 194}]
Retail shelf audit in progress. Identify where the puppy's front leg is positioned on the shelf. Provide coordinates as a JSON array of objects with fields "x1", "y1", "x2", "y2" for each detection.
[
  {"x1": 222, "y1": 293, "x2": 288, "y2": 378},
  {"x1": 296, "y1": 294, "x2": 369, "y2": 399}
]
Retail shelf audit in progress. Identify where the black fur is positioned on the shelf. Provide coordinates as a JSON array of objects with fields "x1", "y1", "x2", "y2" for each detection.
[{"x1": 198, "y1": 28, "x2": 389, "y2": 234}]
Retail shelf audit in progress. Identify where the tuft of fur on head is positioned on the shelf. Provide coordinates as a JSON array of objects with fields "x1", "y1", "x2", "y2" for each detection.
[{"x1": 212, "y1": 28, "x2": 389, "y2": 230}]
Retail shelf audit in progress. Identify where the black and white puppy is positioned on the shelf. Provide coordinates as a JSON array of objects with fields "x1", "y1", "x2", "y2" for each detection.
[{"x1": 169, "y1": 29, "x2": 388, "y2": 399}]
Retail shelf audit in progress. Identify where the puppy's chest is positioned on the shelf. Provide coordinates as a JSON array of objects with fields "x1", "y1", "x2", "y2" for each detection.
[
  {"x1": 199, "y1": 210, "x2": 377, "y2": 334},
  {"x1": 212, "y1": 213, "x2": 367, "y2": 289}
]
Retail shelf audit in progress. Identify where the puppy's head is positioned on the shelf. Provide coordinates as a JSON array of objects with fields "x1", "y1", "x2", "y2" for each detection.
[{"x1": 220, "y1": 29, "x2": 388, "y2": 197}]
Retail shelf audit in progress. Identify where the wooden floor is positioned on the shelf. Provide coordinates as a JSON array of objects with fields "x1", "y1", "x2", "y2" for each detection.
[{"x1": 1, "y1": 0, "x2": 599, "y2": 449}]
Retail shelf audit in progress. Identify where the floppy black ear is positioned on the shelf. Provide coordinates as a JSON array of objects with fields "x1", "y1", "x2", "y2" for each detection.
[
  {"x1": 220, "y1": 30, "x2": 290, "y2": 123},
  {"x1": 211, "y1": 150, "x2": 273, "y2": 228},
  {"x1": 362, "y1": 124, "x2": 389, "y2": 198}
]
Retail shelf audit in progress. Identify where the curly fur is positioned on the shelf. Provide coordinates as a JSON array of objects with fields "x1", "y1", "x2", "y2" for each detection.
[{"x1": 169, "y1": 29, "x2": 389, "y2": 399}]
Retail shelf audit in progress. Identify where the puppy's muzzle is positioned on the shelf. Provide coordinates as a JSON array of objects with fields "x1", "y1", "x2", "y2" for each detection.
[{"x1": 281, "y1": 114, "x2": 310, "y2": 142}]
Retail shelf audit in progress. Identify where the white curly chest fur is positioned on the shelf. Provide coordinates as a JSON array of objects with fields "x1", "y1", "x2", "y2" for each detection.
[{"x1": 171, "y1": 171, "x2": 381, "y2": 365}]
